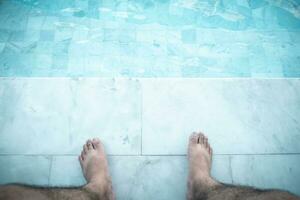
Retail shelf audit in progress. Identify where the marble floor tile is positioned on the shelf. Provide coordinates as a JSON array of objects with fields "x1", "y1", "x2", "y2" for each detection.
[
  {"x1": 49, "y1": 155, "x2": 232, "y2": 200},
  {"x1": 0, "y1": 78, "x2": 141, "y2": 155},
  {"x1": 49, "y1": 156, "x2": 85, "y2": 186},
  {"x1": 0, "y1": 155, "x2": 298, "y2": 197},
  {"x1": 49, "y1": 155, "x2": 188, "y2": 200},
  {"x1": 141, "y1": 79, "x2": 300, "y2": 154},
  {"x1": 230, "y1": 155, "x2": 300, "y2": 196},
  {"x1": 0, "y1": 155, "x2": 51, "y2": 186}
]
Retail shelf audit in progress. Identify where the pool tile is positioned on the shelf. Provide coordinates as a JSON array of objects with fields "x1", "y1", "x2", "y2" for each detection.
[
  {"x1": 67, "y1": 56, "x2": 86, "y2": 74},
  {"x1": 27, "y1": 16, "x2": 45, "y2": 30},
  {"x1": 36, "y1": 41, "x2": 54, "y2": 54},
  {"x1": 103, "y1": 29, "x2": 118, "y2": 42},
  {"x1": 52, "y1": 55, "x2": 68, "y2": 69},
  {"x1": 230, "y1": 155, "x2": 300, "y2": 196},
  {"x1": 9, "y1": 30, "x2": 25, "y2": 42},
  {"x1": 0, "y1": 78, "x2": 141, "y2": 155},
  {"x1": 42, "y1": 16, "x2": 59, "y2": 30},
  {"x1": 0, "y1": 156, "x2": 51, "y2": 186},
  {"x1": 282, "y1": 56, "x2": 300, "y2": 77},
  {"x1": 141, "y1": 79, "x2": 300, "y2": 154},
  {"x1": 36, "y1": 54, "x2": 53, "y2": 69},
  {"x1": 85, "y1": 56, "x2": 102, "y2": 73},
  {"x1": 181, "y1": 29, "x2": 196, "y2": 44},
  {"x1": 118, "y1": 29, "x2": 136, "y2": 43},
  {"x1": 0, "y1": 29, "x2": 11, "y2": 42},
  {"x1": 54, "y1": 27, "x2": 73, "y2": 42},
  {"x1": 73, "y1": 28, "x2": 89, "y2": 42},
  {"x1": 40, "y1": 30, "x2": 55, "y2": 41},
  {"x1": 0, "y1": 43, "x2": 5, "y2": 53},
  {"x1": 24, "y1": 30, "x2": 40, "y2": 44},
  {"x1": 0, "y1": 0, "x2": 300, "y2": 78}
]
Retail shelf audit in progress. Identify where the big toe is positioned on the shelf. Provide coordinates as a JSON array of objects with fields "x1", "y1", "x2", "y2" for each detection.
[
  {"x1": 85, "y1": 139, "x2": 94, "y2": 151},
  {"x1": 189, "y1": 132, "x2": 199, "y2": 145},
  {"x1": 92, "y1": 138, "x2": 103, "y2": 151}
]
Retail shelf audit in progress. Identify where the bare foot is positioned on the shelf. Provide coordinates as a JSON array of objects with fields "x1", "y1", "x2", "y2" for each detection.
[
  {"x1": 79, "y1": 138, "x2": 115, "y2": 200},
  {"x1": 188, "y1": 132, "x2": 220, "y2": 190}
]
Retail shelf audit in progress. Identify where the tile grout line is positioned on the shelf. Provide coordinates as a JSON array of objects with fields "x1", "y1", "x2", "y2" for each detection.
[
  {"x1": 1, "y1": 153, "x2": 300, "y2": 156},
  {"x1": 140, "y1": 79, "x2": 143, "y2": 156},
  {"x1": 228, "y1": 155, "x2": 234, "y2": 184},
  {"x1": 47, "y1": 155, "x2": 53, "y2": 186},
  {"x1": 1, "y1": 77, "x2": 300, "y2": 80}
]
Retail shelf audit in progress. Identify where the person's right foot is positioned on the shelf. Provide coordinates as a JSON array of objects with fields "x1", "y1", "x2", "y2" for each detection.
[
  {"x1": 188, "y1": 132, "x2": 220, "y2": 188},
  {"x1": 79, "y1": 138, "x2": 115, "y2": 200}
]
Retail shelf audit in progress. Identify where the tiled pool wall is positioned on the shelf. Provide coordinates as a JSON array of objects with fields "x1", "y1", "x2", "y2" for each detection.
[{"x1": 0, "y1": 0, "x2": 300, "y2": 77}]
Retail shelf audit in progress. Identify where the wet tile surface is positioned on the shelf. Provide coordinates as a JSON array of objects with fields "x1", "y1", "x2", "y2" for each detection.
[{"x1": 142, "y1": 79, "x2": 300, "y2": 154}]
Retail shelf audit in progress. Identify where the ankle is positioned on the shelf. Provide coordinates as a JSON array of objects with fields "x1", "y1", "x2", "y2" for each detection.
[
  {"x1": 189, "y1": 173, "x2": 219, "y2": 187},
  {"x1": 84, "y1": 180, "x2": 115, "y2": 200},
  {"x1": 84, "y1": 182, "x2": 101, "y2": 194}
]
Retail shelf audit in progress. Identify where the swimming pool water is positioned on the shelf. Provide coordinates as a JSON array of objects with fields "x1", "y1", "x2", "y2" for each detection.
[{"x1": 0, "y1": 0, "x2": 299, "y2": 77}]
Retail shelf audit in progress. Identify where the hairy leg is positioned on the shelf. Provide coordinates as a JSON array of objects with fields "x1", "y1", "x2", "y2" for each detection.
[
  {"x1": 207, "y1": 185, "x2": 299, "y2": 200},
  {"x1": 0, "y1": 184, "x2": 98, "y2": 200},
  {"x1": 0, "y1": 138, "x2": 115, "y2": 200},
  {"x1": 187, "y1": 132, "x2": 300, "y2": 200},
  {"x1": 187, "y1": 132, "x2": 221, "y2": 200}
]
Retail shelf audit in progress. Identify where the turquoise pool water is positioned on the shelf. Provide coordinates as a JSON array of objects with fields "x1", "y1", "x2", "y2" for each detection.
[{"x1": 0, "y1": 0, "x2": 299, "y2": 77}]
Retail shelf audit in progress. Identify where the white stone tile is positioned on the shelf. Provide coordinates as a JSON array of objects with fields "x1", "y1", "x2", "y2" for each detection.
[
  {"x1": 211, "y1": 155, "x2": 232, "y2": 184},
  {"x1": 111, "y1": 156, "x2": 187, "y2": 200},
  {"x1": 49, "y1": 155, "x2": 232, "y2": 200},
  {"x1": 0, "y1": 155, "x2": 51, "y2": 185},
  {"x1": 141, "y1": 79, "x2": 300, "y2": 154},
  {"x1": 0, "y1": 78, "x2": 141, "y2": 155},
  {"x1": 68, "y1": 78, "x2": 141, "y2": 155},
  {"x1": 49, "y1": 156, "x2": 85, "y2": 186},
  {"x1": 0, "y1": 78, "x2": 72, "y2": 154},
  {"x1": 231, "y1": 155, "x2": 300, "y2": 196}
]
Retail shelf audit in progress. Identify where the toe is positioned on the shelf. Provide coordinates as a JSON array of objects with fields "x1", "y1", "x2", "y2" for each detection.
[
  {"x1": 189, "y1": 132, "x2": 199, "y2": 145},
  {"x1": 86, "y1": 140, "x2": 93, "y2": 150},
  {"x1": 198, "y1": 132, "x2": 205, "y2": 144},
  {"x1": 81, "y1": 151, "x2": 85, "y2": 160},
  {"x1": 208, "y1": 146, "x2": 213, "y2": 156},
  {"x1": 78, "y1": 155, "x2": 83, "y2": 163},
  {"x1": 83, "y1": 144, "x2": 88, "y2": 154},
  {"x1": 92, "y1": 138, "x2": 102, "y2": 150},
  {"x1": 204, "y1": 137, "x2": 208, "y2": 148}
]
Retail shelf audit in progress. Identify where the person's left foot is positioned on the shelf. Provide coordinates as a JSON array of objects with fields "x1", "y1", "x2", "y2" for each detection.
[{"x1": 79, "y1": 138, "x2": 115, "y2": 199}]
